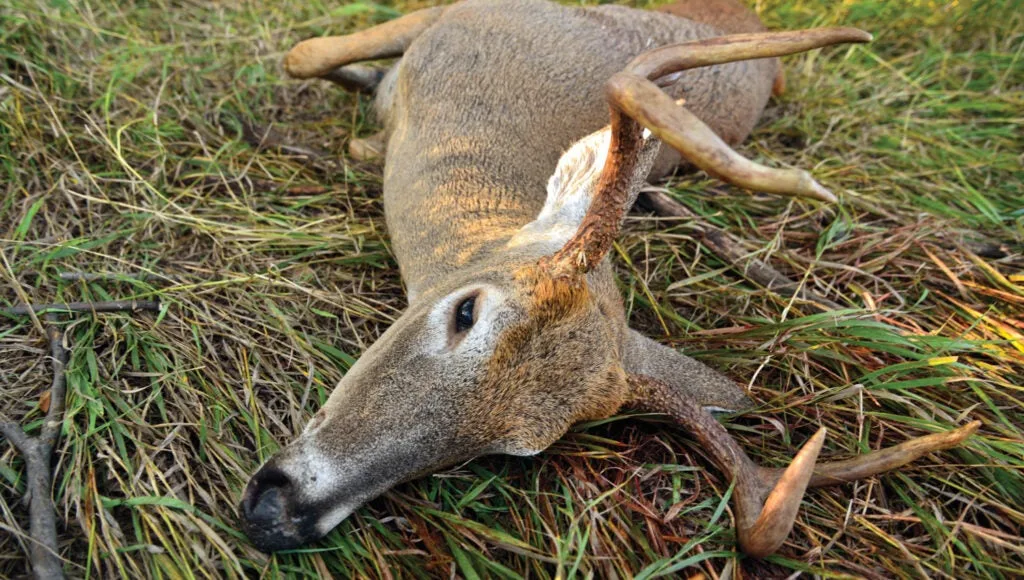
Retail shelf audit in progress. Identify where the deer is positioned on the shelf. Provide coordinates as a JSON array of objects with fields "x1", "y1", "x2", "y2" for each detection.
[{"x1": 239, "y1": 0, "x2": 979, "y2": 558}]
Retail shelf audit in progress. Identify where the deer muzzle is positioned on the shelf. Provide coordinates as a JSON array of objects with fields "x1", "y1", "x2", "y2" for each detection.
[
  {"x1": 240, "y1": 461, "x2": 328, "y2": 551},
  {"x1": 238, "y1": 433, "x2": 385, "y2": 552},
  {"x1": 238, "y1": 379, "x2": 479, "y2": 552}
]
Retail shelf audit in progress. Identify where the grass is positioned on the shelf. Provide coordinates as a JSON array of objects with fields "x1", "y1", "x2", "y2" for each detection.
[{"x1": 0, "y1": 0, "x2": 1021, "y2": 577}]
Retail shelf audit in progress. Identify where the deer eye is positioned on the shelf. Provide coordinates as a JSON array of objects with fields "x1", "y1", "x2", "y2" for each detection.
[{"x1": 454, "y1": 296, "x2": 476, "y2": 333}]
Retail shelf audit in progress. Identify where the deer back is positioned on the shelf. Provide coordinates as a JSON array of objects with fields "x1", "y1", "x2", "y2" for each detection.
[{"x1": 377, "y1": 0, "x2": 778, "y2": 298}]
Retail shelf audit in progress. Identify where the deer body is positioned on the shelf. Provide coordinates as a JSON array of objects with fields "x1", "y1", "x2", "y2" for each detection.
[
  {"x1": 381, "y1": 0, "x2": 775, "y2": 295},
  {"x1": 240, "y1": 0, "x2": 978, "y2": 558}
]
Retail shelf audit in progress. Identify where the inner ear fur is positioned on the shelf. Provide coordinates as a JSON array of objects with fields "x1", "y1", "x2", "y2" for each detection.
[
  {"x1": 622, "y1": 329, "x2": 752, "y2": 412},
  {"x1": 508, "y1": 127, "x2": 613, "y2": 250},
  {"x1": 509, "y1": 126, "x2": 659, "y2": 253}
]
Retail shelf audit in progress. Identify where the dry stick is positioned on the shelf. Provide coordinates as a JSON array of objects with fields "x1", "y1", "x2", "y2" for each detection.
[
  {"x1": 170, "y1": 174, "x2": 329, "y2": 196},
  {"x1": 56, "y1": 272, "x2": 193, "y2": 285},
  {"x1": 58, "y1": 272, "x2": 154, "y2": 282},
  {"x1": 224, "y1": 114, "x2": 334, "y2": 164},
  {"x1": 2, "y1": 300, "x2": 161, "y2": 317},
  {"x1": 639, "y1": 189, "x2": 841, "y2": 311},
  {"x1": 0, "y1": 321, "x2": 69, "y2": 579},
  {"x1": 22, "y1": 272, "x2": 189, "y2": 287},
  {"x1": 1, "y1": 301, "x2": 160, "y2": 576}
]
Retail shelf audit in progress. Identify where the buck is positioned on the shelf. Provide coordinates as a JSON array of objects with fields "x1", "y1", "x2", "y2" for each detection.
[{"x1": 240, "y1": 0, "x2": 978, "y2": 557}]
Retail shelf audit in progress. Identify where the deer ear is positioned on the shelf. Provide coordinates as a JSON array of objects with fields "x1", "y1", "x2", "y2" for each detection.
[
  {"x1": 622, "y1": 329, "x2": 752, "y2": 413},
  {"x1": 509, "y1": 123, "x2": 661, "y2": 259},
  {"x1": 508, "y1": 127, "x2": 614, "y2": 251}
]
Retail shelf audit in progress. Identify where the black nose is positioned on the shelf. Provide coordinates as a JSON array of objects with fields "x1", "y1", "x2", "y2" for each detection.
[
  {"x1": 242, "y1": 465, "x2": 291, "y2": 523},
  {"x1": 240, "y1": 464, "x2": 315, "y2": 552}
]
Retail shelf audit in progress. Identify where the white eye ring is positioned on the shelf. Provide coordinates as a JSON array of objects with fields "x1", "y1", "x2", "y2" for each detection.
[{"x1": 426, "y1": 286, "x2": 500, "y2": 355}]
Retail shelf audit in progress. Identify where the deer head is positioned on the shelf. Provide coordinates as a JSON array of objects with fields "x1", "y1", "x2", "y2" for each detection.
[
  {"x1": 240, "y1": 23, "x2": 978, "y2": 557},
  {"x1": 238, "y1": 107, "x2": 665, "y2": 552}
]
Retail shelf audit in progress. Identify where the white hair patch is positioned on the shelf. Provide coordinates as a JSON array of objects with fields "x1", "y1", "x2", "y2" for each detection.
[{"x1": 507, "y1": 127, "x2": 612, "y2": 251}]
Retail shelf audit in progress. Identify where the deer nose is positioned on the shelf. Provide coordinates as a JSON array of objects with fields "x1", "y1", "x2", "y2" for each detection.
[
  {"x1": 243, "y1": 465, "x2": 291, "y2": 522},
  {"x1": 240, "y1": 464, "x2": 314, "y2": 552}
]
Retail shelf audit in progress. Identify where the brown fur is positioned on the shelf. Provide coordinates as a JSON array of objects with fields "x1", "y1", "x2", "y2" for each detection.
[
  {"x1": 381, "y1": 0, "x2": 777, "y2": 292},
  {"x1": 241, "y1": 0, "x2": 774, "y2": 552},
  {"x1": 237, "y1": 1, "x2": 974, "y2": 560},
  {"x1": 468, "y1": 268, "x2": 626, "y2": 452}
]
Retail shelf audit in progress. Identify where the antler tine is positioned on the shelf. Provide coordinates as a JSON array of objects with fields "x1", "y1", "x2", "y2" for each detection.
[
  {"x1": 626, "y1": 28, "x2": 872, "y2": 81},
  {"x1": 627, "y1": 375, "x2": 979, "y2": 557},
  {"x1": 546, "y1": 27, "x2": 871, "y2": 277},
  {"x1": 613, "y1": 78, "x2": 836, "y2": 202},
  {"x1": 772, "y1": 420, "x2": 981, "y2": 488}
]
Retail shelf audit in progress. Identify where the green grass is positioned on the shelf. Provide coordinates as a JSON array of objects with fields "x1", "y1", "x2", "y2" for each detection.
[{"x1": 1, "y1": 0, "x2": 1021, "y2": 577}]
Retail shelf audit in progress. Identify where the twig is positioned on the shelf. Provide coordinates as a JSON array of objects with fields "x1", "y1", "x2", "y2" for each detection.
[
  {"x1": 2, "y1": 300, "x2": 161, "y2": 317},
  {"x1": 219, "y1": 114, "x2": 335, "y2": 165},
  {"x1": 20, "y1": 271, "x2": 191, "y2": 287},
  {"x1": 58, "y1": 272, "x2": 150, "y2": 282},
  {"x1": 170, "y1": 174, "x2": 329, "y2": 196},
  {"x1": 0, "y1": 321, "x2": 69, "y2": 579},
  {"x1": 639, "y1": 189, "x2": 841, "y2": 311},
  {"x1": 56, "y1": 272, "x2": 192, "y2": 285}
]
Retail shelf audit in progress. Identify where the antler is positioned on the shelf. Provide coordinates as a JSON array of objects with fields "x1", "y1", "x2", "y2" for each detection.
[
  {"x1": 628, "y1": 374, "x2": 980, "y2": 557},
  {"x1": 546, "y1": 28, "x2": 872, "y2": 277},
  {"x1": 544, "y1": 111, "x2": 661, "y2": 278}
]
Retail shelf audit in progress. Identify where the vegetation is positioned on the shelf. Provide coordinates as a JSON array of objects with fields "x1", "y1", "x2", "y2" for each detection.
[{"x1": 1, "y1": 0, "x2": 1020, "y2": 577}]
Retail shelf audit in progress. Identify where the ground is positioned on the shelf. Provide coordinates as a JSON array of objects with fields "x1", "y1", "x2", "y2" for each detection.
[{"x1": 0, "y1": 0, "x2": 1021, "y2": 578}]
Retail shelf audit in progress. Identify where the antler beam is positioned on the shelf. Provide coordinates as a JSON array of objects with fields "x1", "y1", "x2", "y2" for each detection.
[{"x1": 628, "y1": 374, "x2": 980, "y2": 557}]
